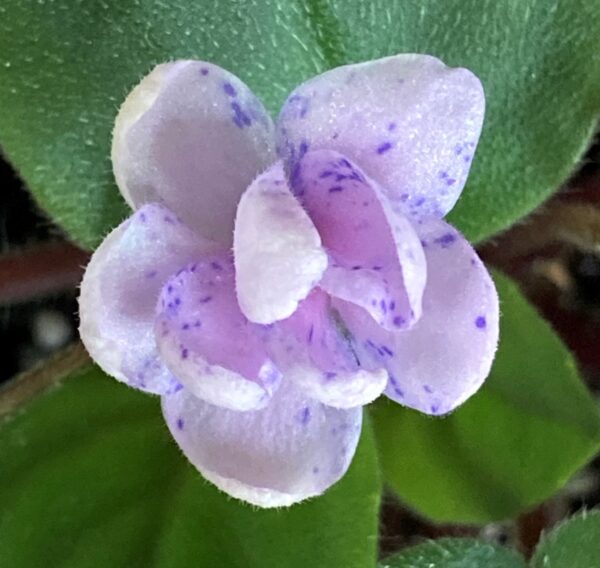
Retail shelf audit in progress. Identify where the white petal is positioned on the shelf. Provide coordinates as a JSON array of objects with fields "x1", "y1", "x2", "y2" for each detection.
[
  {"x1": 112, "y1": 60, "x2": 276, "y2": 244},
  {"x1": 234, "y1": 162, "x2": 327, "y2": 324},
  {"x1": 162, "y1": 381, "x2": 363, "y2": 507}
]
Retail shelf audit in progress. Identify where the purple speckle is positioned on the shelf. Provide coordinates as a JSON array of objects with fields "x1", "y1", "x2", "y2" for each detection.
[
  {"x1": 174, "y1": 297, "x2": 181, "y2": 306},
  {"x1": 298, "y1": 406, "x2": 311, "y2": 425},
  {"x1": 139, "y1": 212, "x2": 147, "y2": 222},
  {"x1": 312, "y1": 466, "x2": 320, "y2": 474},
  {"x1": 181, "y1": 348, "x2": 189, "y2": 360},
  {"x1": 199, "y1": 295, "x2": 212, "y2": 304},
  {"x1": 223, "y1": 82, "x2": 237, "y2": 97},
  {"x1": 324, "y1": 371, "x2": 337, "y2": 380},
  {"x1": 387, "y1": 122, "x2": 397, "y2": 132},
  {"x1": 423, "y1": 384, "x2": 433, "y2": 394},
  {"x1": 332, "y1": 132, "x2": 339, "y2": 139},
  {"x1": 319, "y1": 170, "x2": 334, "y2": 179},
  {"x1": 454, "y1": 144, "x2": 463, "y2": 155},
  {"x1": 389, "y1": 375, "x2": 404, "y2": 398},
  {"x1": 381, "y1": 345, "x2": 394, "y2": 357},
  {"x1": 389, "y1": 301, "x2": 396, "y2": 311},
  {"x1": 194, "y1": 320, "x2": 202, "y2": 328},
  {"x1": 210, "y1": 261, "x2": 222, "y2": 271},
  {"x1": 200, "y1": 67, "x2": 209, "y2": 76},
  {"x1": 181, "y1": 323, "x2": 190, "y2": 330},
  {"x1": 475, "y1": 315, "x2": 487, "y2": 329},
  {"x1": 329, "y1": 185, "x2": 343, "y2": 193},
  {"x1": 299, "y1": 140, "x2": 309, "y2": 156},
  {"x1": 430, "y1": 404, "x2": 440, "y2": 414},
  {"x1": 434, "y1": 233, "x2": 456, "y2": 248},
  {"x1": 372, "y1": 265, "x2": 383, "y2": 271},
  {"x1": 376, "y1": 141, "x2": 393, "y2": 154},
  {"x1": 163, "y1": 215, "x2": 174, "y2": 224},
  {"x1": 307, "y1": 325, "x2": 314, "y2": 343},
  {"x1": 176, "y1": 418, "x2": 185, "y2": 430},
  {"x1": 446, "y1": 178, "x2": 456, "y2": 186},
  {"x1": 231, "y1": 101, "x2": 251, "y2": 128},
  {"x1": 393, "y1": 316, "x2": 405, "y2": 328},
  {"x1": 351, "y1": 265, "x2": 362, "y2": 271},
  {"x1": 400, "y1": 193, "x2": 409, "y2": 202},
  {"x1": 415, "y1": 197, "x2": 426, "y2": 206},
  {"x1": 145, "y1": 270, "x2": 157, "y2": 279},
  {"x1": 380, "y1": 300, "x2": 387, "y2": 314}
]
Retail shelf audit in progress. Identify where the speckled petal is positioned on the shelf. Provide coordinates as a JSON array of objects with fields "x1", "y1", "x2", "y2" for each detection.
[
  {"x1": 79, "y1": 203, "x2": 217, "y2": 394},
  {"x1": 293, "y1": 150, "x2": 426, "y2": 329},
  {"x1": 234, "y1": 161, "x2": 327, "y2": 324},
  {"x1": 266, "y1": 289, "x2": 387, "y2": 408},
  {"x1": 277, "y1": 54, "x2": 484, "y2": 220},
  {"x1": 162, "y1": 380, "x2": 362, "y2": 507},
  {"x1": 154, "y1": 254, "x2": 281, "y2": 411},
  {"x1": 112, "y1": 60, "x2": 275, "y2": 244},
  {"x1": 334, "y1": 219, "x2": 499, "y2": 415}
]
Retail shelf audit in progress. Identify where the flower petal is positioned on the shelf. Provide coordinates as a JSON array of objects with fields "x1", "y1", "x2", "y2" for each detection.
[
  {"x1": 334, "y1": 219, "x2": 499, "y2": 415},
  {"x1": 162, "y1": 380, "x2": 362, "y2": 507},
  {"x1": 277, "y1": 54, "x2": 484, "y2": 219},
  {"x1": 267, "y1": 289, "x2": 388, "y2": 408},
  {"x1": 154, "y1": 254, "x2": 281, "y2": 411},
  {"x1": 293, "y1": 150, "x2": 426, "y2": 329},
  {"x1": 79, "y1": 203, "x2": 217, "y2": 394},
  {"x1": 234, "y1": 161, "x2": 327, "y2": 324},
  {"x1": 112, "y1": 60, "x2": 276, "y2": 244}
]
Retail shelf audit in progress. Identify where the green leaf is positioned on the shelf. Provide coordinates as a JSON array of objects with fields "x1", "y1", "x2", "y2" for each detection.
[
  {"x1": 378, "y1": 538, "x2": 526, "y2": 568},
  {"x1": 531, "y1": 510, "x2": 600, "y2": 568},
  {"x1": 0, "y1": 357, "x2": 381, "y2": 568},
  {"x1": 371, "y1": 271, "x2": 600, "y2": 523},
  {"x1": 1, "y1": 1, "x2": 599, "y2": 247}
]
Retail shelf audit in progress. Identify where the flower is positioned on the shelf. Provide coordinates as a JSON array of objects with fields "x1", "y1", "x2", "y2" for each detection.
[{"x1": 79, "y1": 55, "x2": 499, "y2": 508}]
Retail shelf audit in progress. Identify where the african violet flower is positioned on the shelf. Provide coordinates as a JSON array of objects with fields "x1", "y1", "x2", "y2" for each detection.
[{"x1": 79, "y1": 55, "x2": 499, "y2": 507}]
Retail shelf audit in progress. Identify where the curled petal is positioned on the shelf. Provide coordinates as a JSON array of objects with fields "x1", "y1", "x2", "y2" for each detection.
[
  {"x1": 277, "y1": 54, "x2": 484, "y2": 219},
  {"x1": 293, "y1": 150, "x2": 426, "y2": 329},
  {"x1": 155, "y1": 254, "x2": 281, "y2": 411},
  {"x1": 268, "y1": 289, "x2": 388, "y2": 408},
  {"x1": 162, "y1": 381, "x2": 362, "y2": 507},
  {"x1": 79, "y1": 203, "x2": 217, "y2": 394},
  {"x1": 112, "y1": 60, "x2": 275, "y2": 244},
  {"x1": 234, "y1": 162, "x2": 327, "y2": 324},
  {"x1": 334, "y1": 219, "x2": 499, "y2": 415}
]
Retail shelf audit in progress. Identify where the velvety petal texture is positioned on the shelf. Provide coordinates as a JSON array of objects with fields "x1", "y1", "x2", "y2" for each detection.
[
  {"x1": 234, "y1": 162, "x2": 327, "y2": 324},
  {"x1": 293, "y1": 150, "x2": 426, "y2": 329},
  {"x1": 112, "y1": 60, "x2": 275, "y2": 244},
  {"x1": 155, "y1": 254, "x2": 281, "y2": 411},
  {"x1": 162, "y1": 381, "x2": 362, "y2": 507},
  {"x1": 79, "y1": 203, "x2": 217, "y2": 394},
  {"x1": 334, "y1": 219, "x2": 499, "y2": 415},
  {"x1": 277, "y1": 54, "x2": 484, "y2": 220},
  {"x1": 79, "y1": 55, "x2": 498, "y2": 508},
  {"x1": 268, "y1": 290, "x2": 388, "y2": 408}
]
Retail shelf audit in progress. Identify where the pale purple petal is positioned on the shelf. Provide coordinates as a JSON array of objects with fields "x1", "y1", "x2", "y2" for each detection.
[
  {"x1": 292, "y1": 150, "x2": 426, "y2": 329},
  {"x1": 277, "y1": 54, "x2": 484, "y2": 219},
  {"x1": 234, "y1": 162, "x2": 327, "y2": 324},
  {"x1": 78, "y1": 203, "x2": 218, "y2": 394},
  {"x1": 112, "y1": 60, "x2": 275, "y2": 245},
  {"x1": 334, "y1": 219, "x2": 499, "y2": 415},
  {"x1": 162, "y1": 380, "x2": 362, "y2": 507},
  {"x1": 154, "y1": 254, "x2": 281, "y2": 411},
  {"x1": 267, "y1": 289, "x2": 387, "y2": 408}
]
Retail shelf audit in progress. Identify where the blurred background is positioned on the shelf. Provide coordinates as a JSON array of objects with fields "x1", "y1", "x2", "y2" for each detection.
[{"x1": 2, "y1": 131, "x2": 600, "y2": 555}]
